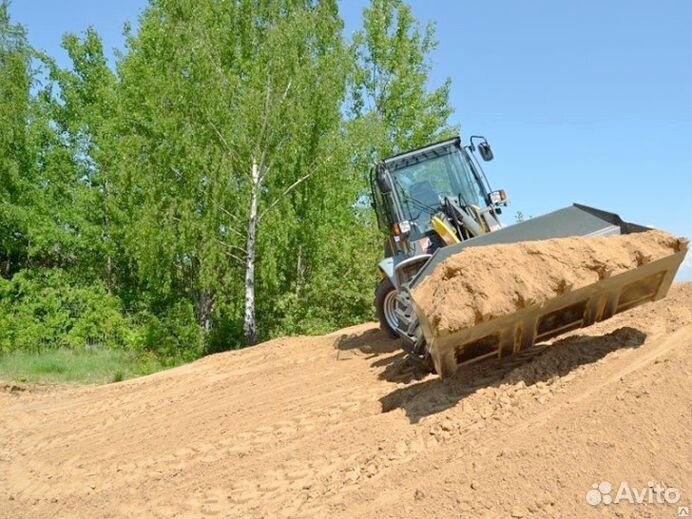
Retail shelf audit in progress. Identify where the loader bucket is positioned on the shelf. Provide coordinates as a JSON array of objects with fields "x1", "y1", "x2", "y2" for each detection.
[{"x1": 409, "y1": 204, "x2": 689, "y2": 378}]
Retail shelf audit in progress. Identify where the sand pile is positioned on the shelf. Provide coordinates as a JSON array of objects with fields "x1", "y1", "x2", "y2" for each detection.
[
  {"x1": 1, "y1": 284, "x2": 691, "y2": 518},
  {"x1": 412, "y1": 230, "x2": 685, "y2": 336}
]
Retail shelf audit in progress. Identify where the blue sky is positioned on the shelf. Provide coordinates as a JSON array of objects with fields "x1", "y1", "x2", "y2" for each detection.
[{"x1": 10, "y1": 0, "x2": 692, "y2": 276}]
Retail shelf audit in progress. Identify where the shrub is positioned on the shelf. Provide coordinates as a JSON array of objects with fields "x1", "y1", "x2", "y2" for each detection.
[
  {"x1": 137, "y1": 301, "x2": 202, "y2": 361},
  {"x1": 0, "y1": 268, "x2": 136, "y2": 353}
]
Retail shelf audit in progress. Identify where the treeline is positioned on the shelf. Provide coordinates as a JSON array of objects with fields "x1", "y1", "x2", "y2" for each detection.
[{"x1": 0, "y1": 0, "x2": 454, "y2": 361}]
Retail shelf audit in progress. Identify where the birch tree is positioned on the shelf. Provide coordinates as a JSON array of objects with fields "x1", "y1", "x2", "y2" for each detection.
[
  {"x1": 210, "y1": 0, "x2": 347, "y2": 345},
  {"x1": 112, "y1": 0, "x2": 346, "y2": 346}
]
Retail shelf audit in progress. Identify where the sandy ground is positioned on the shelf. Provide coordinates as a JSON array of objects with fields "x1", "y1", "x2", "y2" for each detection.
[{"x1": 1, "y1": 283, "x2": 691, "y2": 519}]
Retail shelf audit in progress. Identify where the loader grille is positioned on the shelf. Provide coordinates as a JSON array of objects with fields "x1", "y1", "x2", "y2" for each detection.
[
  {"x1": 536, "y1": 301, "x2": 587, "y2": 341},
  {"x1": 616, "y1": 271, "x2": 666, "y2": 312}
]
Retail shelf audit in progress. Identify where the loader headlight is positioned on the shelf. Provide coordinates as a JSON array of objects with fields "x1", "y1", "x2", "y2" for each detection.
[
  {"x1": 488, "y1": 189, "x2": 508, "y2": 206},
  {"x1": 392, "y1": 220, "x2": 411, "y2": 236}
]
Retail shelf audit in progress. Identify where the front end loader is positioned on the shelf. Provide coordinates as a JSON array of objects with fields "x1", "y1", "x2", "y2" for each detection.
[{"x1": 371, "y1": 136, "x2": 688, "y2": 377}]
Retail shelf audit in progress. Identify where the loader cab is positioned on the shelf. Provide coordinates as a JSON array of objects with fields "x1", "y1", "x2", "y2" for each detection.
[
  {"x1": 371, "y1": 135, "x2": 509, "y2": 341},
  {"x1": 370, "y1": 136, "x2": 502, "y2": 257}
]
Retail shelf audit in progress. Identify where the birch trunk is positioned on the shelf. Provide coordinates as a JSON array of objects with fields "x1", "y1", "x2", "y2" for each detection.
[{"x1": 243, "y1": 160, "x2": 260, "y2": 345}]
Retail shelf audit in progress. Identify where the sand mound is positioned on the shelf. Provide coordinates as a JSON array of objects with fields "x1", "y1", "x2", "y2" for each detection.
[
  {"x1": 1, "y1": 283, "x2": 691, "y2": 519},
  {"x1": 412, "y1": 230, "x2": 685, "y2": 335}
]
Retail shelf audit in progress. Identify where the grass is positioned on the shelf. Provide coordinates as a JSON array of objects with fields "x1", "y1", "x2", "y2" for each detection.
[{"x1": 0, "y1": 348, "x2": 175, "y2": 385}]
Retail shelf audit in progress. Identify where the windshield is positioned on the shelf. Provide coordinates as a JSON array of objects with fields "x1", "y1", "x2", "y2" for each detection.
[{"x1": 389, "y1": 146, "x2": 486, "y2": 231}]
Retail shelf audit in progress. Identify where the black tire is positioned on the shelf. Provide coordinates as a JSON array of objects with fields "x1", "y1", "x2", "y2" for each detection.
[
  {"x1": 396, "y1": 286, "x2": 436, "y2": 374},
  {"x1": 375, "y1": 278, "x2": 399, "y2": 338}
]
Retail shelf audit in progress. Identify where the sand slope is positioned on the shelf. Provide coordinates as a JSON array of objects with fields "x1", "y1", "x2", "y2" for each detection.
[{"x1": 1, "y1": 283, "x2": 691, "y2": 519}]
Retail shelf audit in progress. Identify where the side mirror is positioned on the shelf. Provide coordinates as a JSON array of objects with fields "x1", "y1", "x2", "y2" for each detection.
[
  {"x1": 376, "y1": 169, "x2": 392, "y2": 194},
  {"x1": 478, "y1": 142, "x2": 494, "y2": 161}
]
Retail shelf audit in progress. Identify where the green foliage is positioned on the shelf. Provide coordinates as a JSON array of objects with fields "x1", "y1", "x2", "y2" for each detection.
[
  {"x1": 137, "y1": 302, "x2": 202, "y2": 361},
  {"x1": 109, "y1": 0, "x2": 353, "y2": 344},
  {"x1": 350, "y1": 0, "x2": 456, "y2": 155},
  {"x1": 0, "y1": 0, "x2": 457, "y2": 379},
  {"x1": 0, "y1": 269, "x2": 133, "y2": 353},
  {"x1": 0, "y1": 1, "x2": 32, "y2": 278},
  {"x1": 0, "y1": 268, "x2": 201, "y2": 362}
]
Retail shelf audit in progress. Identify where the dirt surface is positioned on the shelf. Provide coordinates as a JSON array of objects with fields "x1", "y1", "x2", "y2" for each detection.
[
  {"x1": 412, "y1": 230, "x2": 685, "y2": 336},
  {"x1": 1, "y1": 283, "x2": 691, "y2": 519}
]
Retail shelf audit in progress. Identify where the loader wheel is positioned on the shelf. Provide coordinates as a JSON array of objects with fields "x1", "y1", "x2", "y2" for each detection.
[
  {"x1": 396, "y1": 286, "x2": 435, "y2": 374},
  {"x1": 375, "y1": 278, "x2": 400, "y2": 338}
]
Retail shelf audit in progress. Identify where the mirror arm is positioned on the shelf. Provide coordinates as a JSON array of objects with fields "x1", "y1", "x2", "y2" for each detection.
[{"x1": 469, "y1": 135, "x2": 486, "y2": 152}]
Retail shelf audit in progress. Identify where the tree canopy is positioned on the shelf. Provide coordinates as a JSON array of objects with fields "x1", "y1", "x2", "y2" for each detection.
[{"x1": 0, "y1": 0, "x2": 454, "y2": 360}]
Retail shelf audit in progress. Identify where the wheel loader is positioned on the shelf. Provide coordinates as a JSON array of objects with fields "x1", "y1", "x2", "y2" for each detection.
[{"x1": 371, "y1": 135, "x2": 688, "y2": 377}]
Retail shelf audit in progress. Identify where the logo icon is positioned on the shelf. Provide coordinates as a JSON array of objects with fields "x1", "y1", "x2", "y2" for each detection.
[{"x1": 586, "y1": 481, "x2": 613, "y2": 506}]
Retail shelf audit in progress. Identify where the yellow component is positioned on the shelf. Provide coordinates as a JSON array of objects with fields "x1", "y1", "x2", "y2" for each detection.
[{"x1": 431, "y1": 215, "x2": 461, "y2": 246}]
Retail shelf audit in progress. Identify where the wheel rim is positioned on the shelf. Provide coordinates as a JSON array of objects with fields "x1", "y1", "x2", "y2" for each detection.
[{"x1": 383, "y1": 289, "x2": 399, "y2": 332}]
